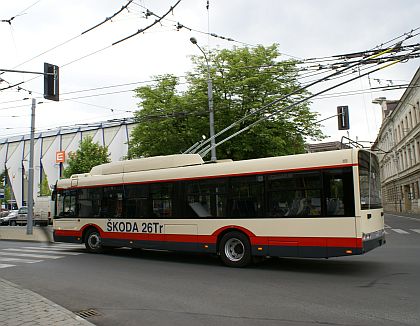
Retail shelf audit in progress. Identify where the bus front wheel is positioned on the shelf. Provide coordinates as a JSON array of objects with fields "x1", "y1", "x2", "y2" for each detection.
[
  {"x1": 85, "y1": 229, "x2": 104, "y2": 253},
  {"x1": 219, "y1": 231, "x2": 252, "y2": 267}
]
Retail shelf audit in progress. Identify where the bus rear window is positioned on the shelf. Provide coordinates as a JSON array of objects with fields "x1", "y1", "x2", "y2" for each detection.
[{"x1": 358, "y1": 151, "x2": 382, "y2": 209}]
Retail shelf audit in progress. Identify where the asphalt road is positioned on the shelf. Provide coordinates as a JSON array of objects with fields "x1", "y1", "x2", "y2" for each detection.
[{"x1": 1, "y1": 213, "x2": 419, "y2": 326}]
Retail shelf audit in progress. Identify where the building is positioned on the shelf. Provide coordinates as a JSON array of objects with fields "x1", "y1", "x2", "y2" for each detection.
[
  {"x1": 0, "y1": 118, "x2": 136, "y2": 208},
  {"x1": 372, "y1": 67, "x2": 420, "y2": 215}
]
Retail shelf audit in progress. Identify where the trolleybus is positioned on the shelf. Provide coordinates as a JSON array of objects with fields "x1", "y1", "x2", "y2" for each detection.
[{"x1": 53, "y1": 148, "x2": 385, "y2": 267}]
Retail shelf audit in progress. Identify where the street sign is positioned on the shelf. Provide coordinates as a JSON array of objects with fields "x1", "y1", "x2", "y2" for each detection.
[{"x1": 56, "y1": 151, "x2": 65, "y2": 163}]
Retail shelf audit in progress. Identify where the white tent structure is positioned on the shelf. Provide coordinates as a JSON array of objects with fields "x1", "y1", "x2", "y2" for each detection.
[{"x1": 0, "y1": 118, "x2": 136, "y2": 208}]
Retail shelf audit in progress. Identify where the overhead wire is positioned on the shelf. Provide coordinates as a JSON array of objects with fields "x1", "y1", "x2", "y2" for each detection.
[
  {"x1": 188, "y1": 32, "x2": 420, "y2": 156},
  {"x1": 0, "y1": 0, "x2": 42, "y2": 25},
  {"x1": 0, "y1": 0, "x2": 183, "y2": 94}
]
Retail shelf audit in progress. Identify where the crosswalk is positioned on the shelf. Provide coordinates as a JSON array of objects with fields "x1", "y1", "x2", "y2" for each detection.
[
  {"x1": 0, "y1": 243, "x2": 85, "y2": 269},
  {"x1": 384, "y1": 225, "x2": 420, "y2": 235}
]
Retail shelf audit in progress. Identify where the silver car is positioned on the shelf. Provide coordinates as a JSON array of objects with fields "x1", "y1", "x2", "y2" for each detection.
[{"x1": 0, "y1": 209, "x2": 18, "y2": 226}]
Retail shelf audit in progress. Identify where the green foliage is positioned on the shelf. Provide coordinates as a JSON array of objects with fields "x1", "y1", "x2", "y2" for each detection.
[
  {"x1": 128, "y1": 44, "x2": 325, "y2": 160},
  {"x1": 2, "y1": 185, "x2": 11, "y2": 207},
  {"x1": 0, "y1": 171, "x2": 4, "y2": 185},
  {"x1": 0, "y1": 171, "x2": 8, "y2": 206},
  {"x1": 63, "y1": 136, "x2": 110, "y2": 178},
  {"x1": 39, "y1": 173, "x2": 51, "y2": 196}
]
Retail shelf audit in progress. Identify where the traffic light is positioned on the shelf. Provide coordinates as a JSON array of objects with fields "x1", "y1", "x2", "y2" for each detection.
[
  {"x1": 44, "y1": 62, "x2": 59, "y2": 101},
  {"x1": 337, "y1": 106, "x2": 350, "y2": 130}
]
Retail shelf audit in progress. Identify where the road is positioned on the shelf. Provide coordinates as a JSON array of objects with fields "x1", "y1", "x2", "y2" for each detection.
[{"x1": 0, "y1": 213, "x2": 419, "y2": 326}]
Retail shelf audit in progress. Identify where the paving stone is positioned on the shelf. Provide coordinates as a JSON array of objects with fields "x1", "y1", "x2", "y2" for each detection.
[{"x1": 0, "y1": 278, "x2": 95, "y2": 326}]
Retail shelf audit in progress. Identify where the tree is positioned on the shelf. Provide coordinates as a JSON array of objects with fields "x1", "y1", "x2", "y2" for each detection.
[
  {"x1": 39, "y1": 173, "x2": 51, "y2": 196},
  {"x1": 128, "y1": 44, "x2": 325, "y2": 160},
  {"x1": 63, "y1": 136, "x2": 110, "y2": 178},
  {"x1": 0, "y1": 171, "x2": 6, "y2": 207},
  {"x1": 0, "y1": 171, "x2": 12, "y2": 208}
]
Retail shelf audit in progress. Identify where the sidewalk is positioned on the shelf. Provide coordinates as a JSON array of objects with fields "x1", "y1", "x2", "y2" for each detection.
[
  {"x1": 0, "y1": 278, "x2": 94, "y2": 326},
  {"x1": 0, "y1": 226, "x2": 53, "y2": 242}
]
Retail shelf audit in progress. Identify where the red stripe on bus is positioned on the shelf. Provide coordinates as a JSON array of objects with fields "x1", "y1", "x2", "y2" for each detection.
[
  {"x1": 55, "y1": 229, "x2": 362, "y2": 248},
  {"x1": 57, "y1": 163, "x2": 357, "y2": 190}
]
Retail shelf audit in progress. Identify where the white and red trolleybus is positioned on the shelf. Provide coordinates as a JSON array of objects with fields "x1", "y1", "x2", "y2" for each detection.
[{"x1": 53, "y1": 148, "x2": 385, "y2": 267}]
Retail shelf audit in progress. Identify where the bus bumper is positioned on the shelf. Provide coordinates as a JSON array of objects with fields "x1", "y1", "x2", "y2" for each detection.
[
  {"x1": 362, "y1": 230, "x2": 386, "y2": 253},
  {"x1": 53, "y1": 230, "x2": 83, "y2": 244}
]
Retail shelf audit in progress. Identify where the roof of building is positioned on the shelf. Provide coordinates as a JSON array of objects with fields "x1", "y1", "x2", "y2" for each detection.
[{"x1": 0, "y1": 117, "x2": 136, "y2": 144}]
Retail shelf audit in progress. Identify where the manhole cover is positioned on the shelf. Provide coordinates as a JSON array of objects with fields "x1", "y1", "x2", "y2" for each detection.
[{"x1": 75, "y1": 308, "x2": 101, "y2": 319}]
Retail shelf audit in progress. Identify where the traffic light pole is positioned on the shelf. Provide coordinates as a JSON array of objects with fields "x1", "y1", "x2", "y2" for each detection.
[
  {"x1": 1, "y1": 64, "x2": 58, "y2": 235},
  {"x1": 26, "y1": 98, "x2": 36, "y2": 235}
]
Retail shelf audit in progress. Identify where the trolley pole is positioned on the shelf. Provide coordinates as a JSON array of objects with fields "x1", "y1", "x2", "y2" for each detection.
[{"x1": 26, "y1": 98, "x2": 36, "y2": 235}]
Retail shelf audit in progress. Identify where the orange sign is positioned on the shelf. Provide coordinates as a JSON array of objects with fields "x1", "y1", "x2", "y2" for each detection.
[{"x1": 56, "y1": 151, "x2": 65, "y2": 163}]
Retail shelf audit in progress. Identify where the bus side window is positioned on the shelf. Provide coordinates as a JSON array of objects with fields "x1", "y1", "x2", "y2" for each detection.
[
  {"x1": 78, "y1": 188, "x2": 100, "y2": 218},
  {"x1": 323, "y1": 168, "x2": 354, "y2": 217},
  {"x1": 124, "y1": 184, "x2": 149, "y2": 218},
  {"x1": 185, "y1": 179, "x2": 227, "y2": 218},
  {"x1": 230, "y1": 176, "x2": 264, "y2": 218},
  {"x1": 268, "y1": 172, "x2": 321, "y2": 217},
  {"x1": 57, "y1": 190, "x2": 76, "y2": 217},
  {"x1": 101, "y1": 186, "x2": 124, "y2": 218},
  {"x1": 151, "y1": 183, "x2": 173, "y2": 218}
]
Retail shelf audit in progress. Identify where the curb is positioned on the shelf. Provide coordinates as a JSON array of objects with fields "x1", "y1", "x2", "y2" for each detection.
[{"x1": 0, "y1": 226, "x2": 54, "y2": 242}]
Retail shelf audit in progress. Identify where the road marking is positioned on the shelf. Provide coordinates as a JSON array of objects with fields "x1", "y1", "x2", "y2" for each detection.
[
  {"x1": 12, "y1": 248, "x2": 82, "y2": 255},
  {"x1": 0, "y1": 252, "x2": 63, "y2": 259},
  {"x1": 0, "y1": 263, "x2": 16, "y2": 268},
  {"x1": 386, "y1": 214, "x2": 420, "y2": 222},
  {"x1": 53, "y1": 244, "x2": 84, "y2": 248},
  {"x1": 23, "y1": 246, "x2": 84, "y2": 252},
  {"x1": 391, "y1": 229, "x2": 409, "y2": 234},
  {"x1": 0, "y1": 257, "x2": 41, "y2": 263},
  {"x1": 410, "y1": 229, "x2": 420, "y2": 234},
  {"x1": 384, "y1": 224, "x2": 392, "y2": 229}
]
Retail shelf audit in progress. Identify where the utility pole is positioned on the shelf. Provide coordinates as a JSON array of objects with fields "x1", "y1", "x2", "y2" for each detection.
[
  {"x1": 190, "y1": 37, "x2": 217, "y2": 162},
  {"x1": 26, "y1": 98, "x2": 36, "y2": 235}
]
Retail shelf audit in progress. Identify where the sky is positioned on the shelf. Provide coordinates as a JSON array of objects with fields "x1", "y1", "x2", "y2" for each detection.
[{"x1": 1, "y1": 0, "x2": 420, "y2": 149}]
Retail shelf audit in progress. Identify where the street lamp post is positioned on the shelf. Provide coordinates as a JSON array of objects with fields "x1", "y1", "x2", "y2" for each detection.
[{"x1": 190, "y1": 37, "x2": 217, "y2": 162}]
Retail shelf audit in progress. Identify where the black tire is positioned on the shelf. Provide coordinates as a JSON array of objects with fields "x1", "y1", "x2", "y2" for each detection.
[
  {"x1": 219, "y1": 231, "x2": 252, "y2": 267},
  {"x1": 85, "y1": 229, "x2": 104, "y2": 253},
  {"x1": 9, "y1": 220, "x2": 17, "y2": 226}
]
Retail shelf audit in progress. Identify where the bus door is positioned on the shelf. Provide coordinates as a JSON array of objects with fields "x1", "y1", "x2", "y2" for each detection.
[{"x1": 357, "y1": 151, "x2": 385, "y2": 247}]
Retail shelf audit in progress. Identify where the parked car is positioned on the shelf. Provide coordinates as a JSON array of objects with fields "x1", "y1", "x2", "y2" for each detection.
[
  {"x1": 15, "y1": 206, "x2": 28, "y2": 226},
  {"x1": 0, "y1": 209, "x2": 18, "y2": 225}
]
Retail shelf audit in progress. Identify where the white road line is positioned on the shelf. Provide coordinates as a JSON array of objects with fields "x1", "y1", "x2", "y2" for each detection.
[
  {"x1": 386, "y1": 214, "x2": 420, "y2": 222},
  {"x1": 384, "y1": 230, "x2": 389, "y2": 234},
  {"x1": 0, "y1": 257, "x2": 42, "y2": 263},
  {"x1": 52, "y1": 244, "x2": 84, "y2": 248},
  {"x1": 0, "y1": 263, "x2": 16, "y2": 268},
  {"x1": 384, "y1": 224, "x2": 392, "y2": 229},
  {"x1": 18, "y1": 248, "x2": 82, "y2": 255},
  {"x1": 24, "y1": 246, "x2": 84, "y2": 251},
  {"x1": 0, "y1": 252, "x2": 63, "y2": 259},
  {"x1": 410, "y1": 229, "x2": 420, "y2": 234},
  {"x1": 391, "y1": 229, "x2": 410, "y2": 234}
]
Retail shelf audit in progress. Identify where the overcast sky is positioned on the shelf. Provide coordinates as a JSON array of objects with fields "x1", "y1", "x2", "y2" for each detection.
[{"x1": 1, "y1": 0, "x2": 419, "y2": 149}]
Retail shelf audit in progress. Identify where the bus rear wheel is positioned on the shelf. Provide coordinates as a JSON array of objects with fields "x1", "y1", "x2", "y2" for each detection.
[
  {"x1": 219, "y1": 231, "x2": 252, "y2": 267},
  {"x1": 85, "y1": 229, "x2": 103, "y2": 253}
]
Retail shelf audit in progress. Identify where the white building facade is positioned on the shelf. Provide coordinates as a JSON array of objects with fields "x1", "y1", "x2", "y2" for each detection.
[
  {"x1": 0, "y1": 118, "x2": 136, "y2": 208},
  {"x1": 372, "y1": 67, "x2": 420, "y2": 215}
]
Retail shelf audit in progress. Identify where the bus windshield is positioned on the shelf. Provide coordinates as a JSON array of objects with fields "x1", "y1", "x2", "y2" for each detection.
[{"x1": 358, "y1": 151, "x2": 382, "y2": 209}]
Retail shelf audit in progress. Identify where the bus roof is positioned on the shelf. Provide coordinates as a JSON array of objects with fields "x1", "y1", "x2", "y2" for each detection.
[{"x1": 57, "y1": 148, "x2": 367, "y2": 189}]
